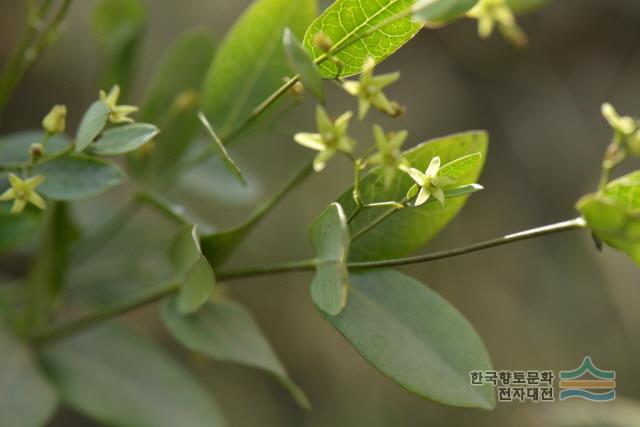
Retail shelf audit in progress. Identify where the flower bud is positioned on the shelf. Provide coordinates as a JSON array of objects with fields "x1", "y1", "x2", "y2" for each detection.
[
  {"x1": 29, "y1": 143, "x2": 44, "y2": 161},
  {"x1": 628, "y1": 130, "x2": 640, "y2": 157},
  {"x1": 42, "y1": 104, "x2": 67, "y2": 134},
  {"x1": 312, "y1": 32, "x2": 333, "y2": 52}
]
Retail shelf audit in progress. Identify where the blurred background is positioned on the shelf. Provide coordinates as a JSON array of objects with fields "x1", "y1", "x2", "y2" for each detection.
[{"x1": 1, "y1": 0, "x2": 640, "y2": 425}]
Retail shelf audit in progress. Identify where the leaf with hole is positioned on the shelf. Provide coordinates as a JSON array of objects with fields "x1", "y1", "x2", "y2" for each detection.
[{"x1": 327, "y1": 269, "x2": 495, "y2": 409}]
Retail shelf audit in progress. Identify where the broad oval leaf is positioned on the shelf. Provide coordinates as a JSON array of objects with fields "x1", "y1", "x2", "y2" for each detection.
[
  {"x1": 0, "y1": 131, "x2": 70, "y2": 167},
  {"x1": 33, "y1": 155, "x2": 126, "y2": 200},
  {"x1": 283, "y1": 28, "x2": 324, "y2": 101},
  {"x1": 328, "y1": 269, "x2": 495, "y2": 409},
  {"x1": 577, "y1": 171, "x2": 640, "y2": 265},
  {"x1": 40, "y1": 323, "x2": 226, "y2": 427},
  {"x1": 89, "y1": 123, "x2": 158, "y2": 156},
  {"x1": 0, "y1": 326, "x2": 58, "y2": 427},
  {"x1": 162, "y1": 298, "x2": 310, "y2": 409},
  {"x1": 309, "y1": 202, "x2": 350, "y2": 315},
  {"x1": 303, "y1": 0, "x2": 422, "y2": 78},
  {"x1": 201, "y1": 0, "x2": 317, "y2": 137},
  {"x1": 413, "y1": 0, "x2": 478, "y2": 23},
  {"x1": 339, "y1": 130, "x2": 488, "y2": 261},
  {"x1": 75, "y1": 100, "x2": 110, "y2": 152}
]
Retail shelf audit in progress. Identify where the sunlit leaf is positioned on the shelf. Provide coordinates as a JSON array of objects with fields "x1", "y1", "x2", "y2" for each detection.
[
  {"x1": 33, "y1": 155, "x2": 126, "y2": 200},
  {"x1": 338, "y1": 131, "x2": 488, "y2": 261},
  {"x1": 162, "y1": 298, "x2": 310, "y2": 409},
  {"x1": 0, "y1": 325, "x2": 58, "y2": 427},
  {"x1": 327, "y1": 269, "x2": 495, "y2": 409},
  {"x1": 41, "y1": 323, "x2": 226, "y2": 427},
  {"x1": 201, "y1": 0, "x2": 317, "y2": 137},
  {"x1": 88, "y1": 123, "x2": 158, "y2": 156},
  {"x1": 309, "y1": 202, "x2": 350, "y2": 315},
  {"x1": 303, "y1": 0, "x2": 422, "y2": 78},
  {"x1": 283, "y1": 28, "x2": 324, "y2": 101},
  {"x1": 75, "y1": 101, "x2": 110, "y2": 153},
  {"x1": 0, "y1": 131, "x2": 70, "y2": 167}
]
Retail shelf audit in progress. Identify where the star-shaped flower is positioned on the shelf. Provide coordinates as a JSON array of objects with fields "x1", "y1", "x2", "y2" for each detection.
[
  {"x1": 601, "y1": 103, "x2": 637, "y2": 136},
  {"x1": 368, "y1": 125, "x2": 410, "y2": 188},
  {"x1": 0, "y1": 173, "x2": 46, "y2": 214},
  {"x1": 294, "y1": 106, "x2": 356, "y2": 172},
  {"x1": 342, "y1": 57, "x2": 403, "y2": 120},
  {"x1": 99, "y1": 85, "x2": 138, "y2": 124},
  {"x1": 406, "y1": 156, "x2": 455, "y2": 207},
  {"x1": 467, "y1": 0, "x2": 527, "y2": 46}
]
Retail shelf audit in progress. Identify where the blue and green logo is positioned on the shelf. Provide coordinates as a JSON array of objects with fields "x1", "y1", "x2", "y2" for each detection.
[{"x1": 559, "y1": 356, "x2": 616, "y2": 402}]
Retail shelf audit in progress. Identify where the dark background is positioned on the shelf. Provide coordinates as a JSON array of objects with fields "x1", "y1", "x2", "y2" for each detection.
[{"x1": 1, "y1": 0, "x2": 640, "y2": 425}]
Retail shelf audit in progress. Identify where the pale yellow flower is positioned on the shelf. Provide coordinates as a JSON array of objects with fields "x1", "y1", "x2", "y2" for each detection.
[
  {"x1": 0, "y1": 173, "x2": 46, "y2": 214},
  {"x1": 99, "y1": 85, "x2": 138, "y2": 124}
]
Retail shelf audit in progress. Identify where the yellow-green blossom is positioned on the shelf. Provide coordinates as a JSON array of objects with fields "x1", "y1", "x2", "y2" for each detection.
[
  {"x1": 42, "y1": 104, "x2": 67, "y2": 134},
  {"x1": 342, "y1": 57, "x2": 403, "y2": 120},
  {"x1": 294, "y1": 106, "x2": 356, "y2": 172},
  {"x1": 406, "y1": 156, "x2": 455, "y2": 207},
  {"x1": 0, "y1": 173, "x2": 46, "y2": 214},
  {"x1": 99, "y1": 85, "x2": 138, "y2": 124},
  {"x1": 601, "y1": 103, "x2": 637, "y2": 136},
  {"x1": 368, "y1": 125, "x2": 409, "y2": 188},
  {"x1": 467, "y1": 0, "x2": 527, "y2": 46}
]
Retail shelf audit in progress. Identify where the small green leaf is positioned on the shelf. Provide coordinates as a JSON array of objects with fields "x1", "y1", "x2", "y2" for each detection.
[
  {"x1": 40, "y1": 323, "x2": 226, "y2": 427},
  {"x1": 88, "y1": 123, "x2": 159, "y2": 156},
  {"x1": 577, "y1": 171, "x2": 640, "y2": 265},
  {"x1": 75, "y1": 100, "x2": 110, "y2": 152},
  {"x1": 161, "y1": 298, "x2": 310, "y2": 409},
  {"x1": 201, "y1": 0, "x2": 317, "y2": 136},
  {"x1": 92, "y1": 0, "x2": 146, "y2": 95},
  {"x1": 33, "y1": 155, "x2": 126, "y2": 200},
  {"x1": 339, "y1": 131, "x2": 488, "y2": 261},
  {"x1": 413, "y1": 0, "x2": 478, "y2": 23},
  {"x1": 327, "y1": 269, "x2": 495, "y2": 409},
  {"x1": 0, "y1": 325, "x2": 58, "y2": 427},
  {"x1": 303, "y1": 0, "x2": 422, "y2": 78},
  {"x1": 169, "y1": 225, "x2": 202, "y2": 272},
  {"x1": 283, "y1": 28, "x2": 324, "y2": 101},
  {"x1": 309, "y1": 203, "x2": 350, "y2": 316},
  {"x1": 0, "y1": 131, "x2": 70, "y2": 167},
  {"x1": 197, "y1": 112, "x2": 246, "y2": 185}
]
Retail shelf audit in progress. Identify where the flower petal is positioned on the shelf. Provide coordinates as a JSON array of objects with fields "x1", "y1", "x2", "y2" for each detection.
[
  {"x1": 316, "y1": 105, "x2": 334, "y2": 135},
  {"x1": 415, "y1": 187, "x2": 431, "y2": 206},
  {"x1": 371, "y1": 72, "x2": 400, "y2": 89},
  {"x1": 28, "y1": 191, "x2": 46, "y2": 210},
  {"x1": 0, "y1": 188, "x2": 16, "y2": 201},
  {"x1": 335, "y1": 111, "x2": 353, "y2": 133},
  {"x1": 11, "y1": 199, "x2": 26, "y2": 214},
  {"x1": 24, "y1": 175, "x2": 44, "y2": 189},
  {"x1": 313, "y1": 149, "x2": 335, "y2": 172},
  {"x1": 8, "y1": 173, "x2": 22, "y2": 189},
  {"x1": 294, "y1": 133, "x2": 325, "y2": 151},
  {"x1": 425, "y1": 156, "x2": 441, "y2": 178},
  {"x1": 407, "y1": 168, "x2": 427, "y2": 186},
  {"x1": 342, "y1": 81, "x2": 360, "y2": 96},
  {"x1": 432, "y1": 187, "x2": 445, "y2": 207}
]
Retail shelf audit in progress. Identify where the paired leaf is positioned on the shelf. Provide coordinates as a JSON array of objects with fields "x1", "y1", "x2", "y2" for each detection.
[
  {"x1": 40, "y1": 323, "x2": 226, "y2": 427},
  {"x1": 303, "y1": 0, "x2": 422, "y2": 78},
  {"x1": 92, "y1": 0, "x2": 146, "y2": 95},
  {"x1": 0, "y1": 131, "x2": 70, "y2": 167},
  {"x1": 282, "y1": 28, "x2": 324, "y2": 101},
  {"x1": 201, "y1": 0, "x2": 316, "y2": 137},
  {"x1": 577, "y1": 171, "x2": 640, "y2": 265},
  {"x1": 88, "y1": 123, "x2": 159, "y2": 156},
  {"x1": 339, "y1": 131, "x2": 488, "y2": 261},
  {"x1": 33, "y1": 155, "x2": 126, "y2": 200},
  {"x1": 170, "y1": 226, "x2": 216, "y2": 314},
  {"x1": 309, "y1": 203, "x2": 350, "y2": 316},
  {"x1": 198, "y1": 112, "x2": 246, "y2": 185},
  {"x1": 75, "y1": 100, "x2": 110, "y2": 152},
  {"x1": 0, "y1": 326, "x2": 58, "y2": 427},
  {"x1": 138, "y1": 30, "x2": 215, "y2": 176},
  {"x1": 327, "y1": 269, "x2": 495, "y2": 409},
  {"x1": 161, "y1": 298, "x2": 310, "y2": 409},
  {"x1": 413, "y1": 0, "x2": 478, "y2": 23}
]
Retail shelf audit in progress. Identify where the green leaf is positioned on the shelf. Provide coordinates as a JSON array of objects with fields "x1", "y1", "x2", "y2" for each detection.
[
  {"x1": 577, "y1": 171, "x2": 640, "y2": 265},
  {"x1": 92, "y1": 0, "x2": 146, "y2": 95},
  {"x1": 339, "y1": 130, "x2": 488, "y2": 261},
  {"x1": 201, "y1": 0, "x2": 317, "y2": 136},
  {"x1": 303, "y1": 0, "x2": 422, "y2": 78},
  {"x1": 138, "y1": 30, "x2": 215, "y2": 176},
  {"x1": 0, "y1": 206, "x2": 42, "y2": 254},
  {"x1": 161, "y1": 298, "x2": 310, "y2": 409},
  {"x1": 309, "y1": 202, "x2": 350, "y2": 316},
  {"x1": 40, "y1": 323, "x2": 226, "y2": 427},
  {"x1": 33, "y1": 155, "x2": 126, "y2": 200},
  {"x1": 88, "y1": 123, "x2": 159, "y2": 156},
  {"x1": 0, "y1": 131, "x2": 70, "y2": 167},
  {"x1": 327, "y1": 269, "x2": 495, "y2": 409},
  {"x1": 170, "y1": 226, "x2": 217, "y2": 315},
  {"x1": 413, "y1": 0, "x2": 478, "y2": 23},
  {"x1": 197, "y1": 112, "x2": 246, "y2": 185},
  {"x1": 0, "y1": 326, "x2": 58, "y2": 427},
  {"x1": 282, "y1": 28, "x2": 324, "y2": 102},
  {"x1": 75, "y1": 100, "x2": 110, "y2": 153}
]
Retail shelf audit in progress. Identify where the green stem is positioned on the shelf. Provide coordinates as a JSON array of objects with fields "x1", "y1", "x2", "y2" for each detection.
[{"x1": 350, "y1": 196, "x2": 409, "y2": 241}]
